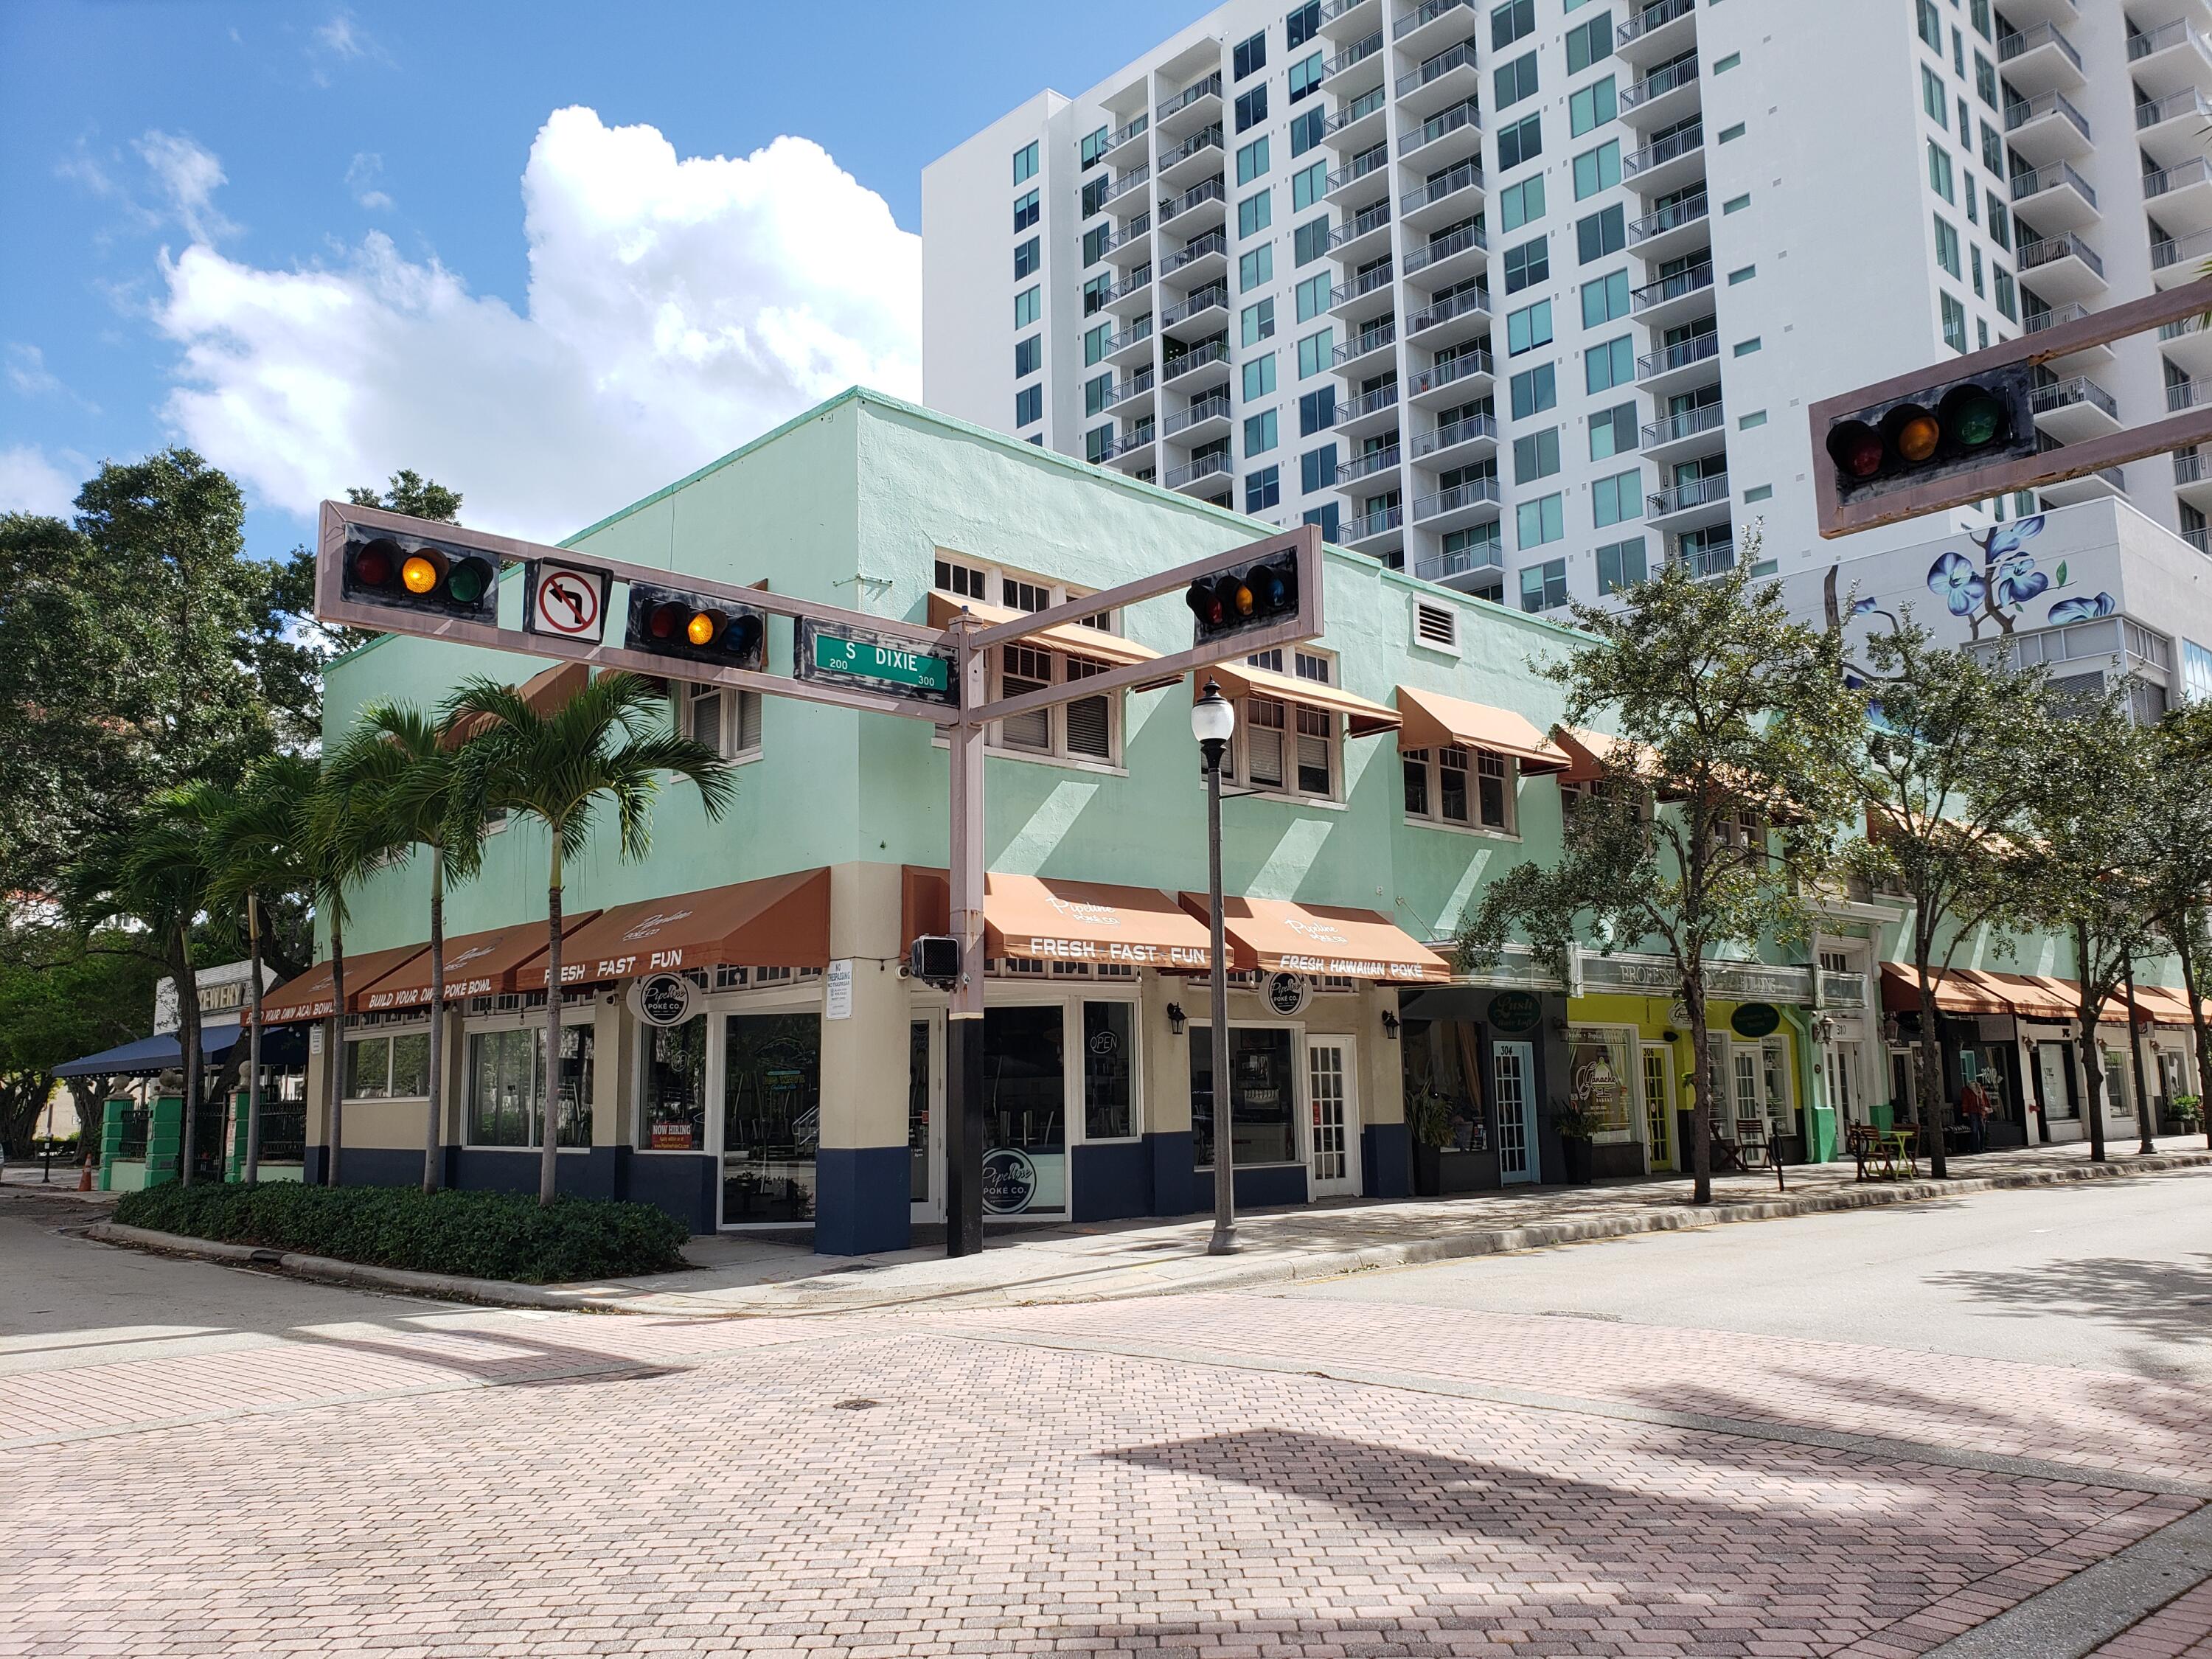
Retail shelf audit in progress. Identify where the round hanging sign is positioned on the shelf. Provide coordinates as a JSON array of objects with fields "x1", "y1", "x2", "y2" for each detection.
[
  {"x1": 1488, "y1": 990, "x2": 1543, "y2": 1034},
  {"x1": 1265, "y1": 971, "x2": 1312, "y2": 1017},
  {"x1": 627, "y1": 971, "x2": 696, "y2": 1029},
  {"x1": 1731, "y1": 1002, "x2": 1782, "y2": 1038}
]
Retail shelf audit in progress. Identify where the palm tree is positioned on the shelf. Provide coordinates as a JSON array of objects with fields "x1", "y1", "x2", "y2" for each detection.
[
  {"x1": 336, "y1": 701, "x2": 495, "y2": 1191},
  {"x1": 63, "y1": 784, "x2": 232, "y2": 1186},
  {"x1": 310, "y1": 731, "x2": 408, "y2": 1186},
  {"x1": 208, "y1": 756, "x2": 322, "y2": 1183},
  {"x1": 445, "y1": 671, "x2": 733, "y2": 1205}
]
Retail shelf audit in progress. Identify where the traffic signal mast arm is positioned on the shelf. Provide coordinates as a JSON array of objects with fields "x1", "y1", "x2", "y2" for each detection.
[{"x1": 1811, "y1": 276, "x2": 2212, "y2": 538}]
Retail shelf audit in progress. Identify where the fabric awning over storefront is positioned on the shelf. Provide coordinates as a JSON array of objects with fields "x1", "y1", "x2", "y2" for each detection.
[
  {"x1": 1551, "y1": 725, "x2": 1669, "y2": 789},
  {"x1": 354, "y1": 914, "x2": 603, "y2": 1012},
  {"x1": 926, "y1": 593, "x2": 1164, "y2": 670},
  {"x1": 984, "y1": 874, "x2": 1216, "y2": 970},
  {"x1": 1194, "y1": 664, "x2": 1402, "y2": 740},
  {"x1": 257, "y1": 944, "x2": 430, "y2": 1026},
  {"x1": 1179, "y1": 895, "x2": 1453, "y2": 982},
  {"x1": 1394, "y1": 687, "x2": 1570, "y2": 772},
  {"x1": 1879, "y1": 964, "x2": 2014, "y2": 1017},
  {"x1": 1964, "y1": 971, "x2": 2081, "y2": 1023},
  {"x1": 2124, "y1": 983, "x2": 2211, "y2": 1026},
  {"x1": 53, "y1": 1020, "x2": 299, "y2": 1078},
  {"x1": 549, "y1": 870, "x2": 831, "y2": 986}
]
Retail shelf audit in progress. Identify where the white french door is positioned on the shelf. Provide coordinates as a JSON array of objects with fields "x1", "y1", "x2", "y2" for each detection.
[
  {"x1": 1641, "y1": 1044, "x2": 1674, "y2": 1171},
  {"x1": 1495, "y1": 1040, "x2": 1539, "y2": 1184},
  {"x1": 1306, "y1": 1038, "x2": 1360, "y2": 1199}
]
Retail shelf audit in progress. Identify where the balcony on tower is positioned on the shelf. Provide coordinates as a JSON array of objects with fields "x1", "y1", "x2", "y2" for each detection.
[
  {"x1": 2009, "y1": 161, "x2": 2098, "y2": 234},
  {"x1": 1615, "y1": 0, "x2": 1696, "y2": 72}
]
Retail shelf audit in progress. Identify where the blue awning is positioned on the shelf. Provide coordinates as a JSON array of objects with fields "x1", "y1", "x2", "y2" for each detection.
[{"x1": 52, "y1": 1022, "x2": 305, "y2": 1079}]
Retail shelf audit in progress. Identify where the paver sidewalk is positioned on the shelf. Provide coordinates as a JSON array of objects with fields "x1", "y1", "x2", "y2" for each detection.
[{"x1": 96, "y1": 1133, "x2": 2212, "y2": 1317}]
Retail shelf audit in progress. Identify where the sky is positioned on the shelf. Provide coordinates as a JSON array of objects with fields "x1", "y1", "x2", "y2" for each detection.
[{"x1": 0, "y1": 0, "x2": 1204, "y2": 554}]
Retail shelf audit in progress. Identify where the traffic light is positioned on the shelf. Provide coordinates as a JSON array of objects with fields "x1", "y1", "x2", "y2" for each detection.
[
  {"x1": 625, "y1": 582, "x2": 767, "y2": 671},
  {"x1": 340, "y1": 532, "x2": 498, "y2": 622},
  {"x1": 1185, "y1": 549, "x2": 1299, "y2": 644},
  {"x1": 1821, "y1": 364, "x2": 2037, "y2": 505}
]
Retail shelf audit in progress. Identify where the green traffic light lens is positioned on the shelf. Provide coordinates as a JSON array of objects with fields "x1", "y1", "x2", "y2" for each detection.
[
  {"x1": 1950, "y1": 390, "x2": 2003, "y2": 449},
  {"x1": 445, "y1": 558, "x2": 490, "y2": 605}
]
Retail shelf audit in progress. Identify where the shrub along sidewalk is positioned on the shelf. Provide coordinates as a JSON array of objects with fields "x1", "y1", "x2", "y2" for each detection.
[{"x1": 111, "y1": 1183, "x2": 689, "y2": 1284}]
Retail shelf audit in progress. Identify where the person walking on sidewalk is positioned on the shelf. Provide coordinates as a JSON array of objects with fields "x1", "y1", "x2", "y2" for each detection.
[{"x1": 1958, "y1": 1077, "x2": 1992, "y2": 1154}]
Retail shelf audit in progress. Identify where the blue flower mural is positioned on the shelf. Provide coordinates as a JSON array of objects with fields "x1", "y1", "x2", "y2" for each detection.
[
  {"x1": 1927, "y1": 550, "x2": 1985, "y2": 616},
  {"x1": 2049, "y1": 591, "x2": 2116, "y2": 625},
  {"x1": 1990, "y1": 552, "x2": 2048, "y2": 610},
  {"x1": 1981, "y1": 515, "x2": 2046, "y2": 563}
]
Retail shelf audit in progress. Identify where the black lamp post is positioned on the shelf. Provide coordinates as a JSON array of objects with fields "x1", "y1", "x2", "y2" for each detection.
[{"x1": 1192, "y1": 678, "x2": 1237, "y2": 1256}]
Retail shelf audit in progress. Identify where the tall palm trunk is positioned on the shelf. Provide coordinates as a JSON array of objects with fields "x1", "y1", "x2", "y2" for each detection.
[
  {"x1": 174, "y1": 925, "x2": 201, "y2": 1188},
  {"x1": 422, "y1": 851, "x2": 445, "y2": 1192},
  {"x1": 2075, "y1": 922, "x2": 2105, "y2": 1163},
  {"x1": 2123, "y1": 952, "x2": 2156, "y2": 1155},
  {"x1": 2177, "y1": 928, "x2": 2212, "y2": 1151},
  {"x1": 540, "y1": 842, "x2": 564, "y2": 1206},
  {"x1": 245, "y1": 893, "x2": 264, "y2": 1183},
  {"x1": 327, "y1": 915, "x2": 347, "y2": 1187},
  {"x1": 1686, "y1": 979, "x2": 1713, "y2": 1205}
]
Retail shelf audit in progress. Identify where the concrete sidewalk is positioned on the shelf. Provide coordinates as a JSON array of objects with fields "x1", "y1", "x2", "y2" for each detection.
[{"x1": 87, "y1": 1133, "x2": 2212, "y2": 1317}]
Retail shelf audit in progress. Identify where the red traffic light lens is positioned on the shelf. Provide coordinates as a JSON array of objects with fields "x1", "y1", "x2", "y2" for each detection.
[
  {"x1": 1826, "y1": 422, "x2": 1884, "y2": 480},
  {"x1": 352, "y1": 538, "x2": 400, "y2": 587},
  {"x1": 647, "y1": 602, "x2": 682, "y2": 639}
]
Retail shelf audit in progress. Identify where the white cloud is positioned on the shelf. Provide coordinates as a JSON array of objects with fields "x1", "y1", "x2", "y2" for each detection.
[
  {"x1": 134, "y1": 131, "x2": 237, "y2": 243},
  {"x1": 0, "y1": 446, "x2": 80, "y2": 517},
  {"x1": 153, "y1": 107, "x2": 921, "y2": 543},
  {"x1": 7, "y1": 344, "x2": 62, "y2": 398},
  {"x1": 345, "y1": 151, "x2": 392, "y2": 211}
]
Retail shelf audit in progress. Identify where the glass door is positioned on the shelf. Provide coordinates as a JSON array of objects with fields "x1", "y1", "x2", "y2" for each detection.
[
  {"x1": 908, "y1": 1017, "x2": 944, "y2": 1223},
  {"x1": 1495, "y1": 1040, "x2": 1538, "y2": 1184},
  {"x1": 1306, "y1": 1038, "x2": 1359, "y2": 1199},
  {"x1": 1641, "y1": 1044, "x2": 1673, "y2": 1170}
]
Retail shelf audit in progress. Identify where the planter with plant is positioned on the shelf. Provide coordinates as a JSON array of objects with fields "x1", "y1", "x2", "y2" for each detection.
[
  {"x1": 1406, "y1": 1086, "x2": 1453, "y2": 1195},
  {"x1": 2167, "y1": 1093, "x2": 2202, "y2": 1134},
  {"x1": 1548, "y1": 1097, "x2": 1603, "y2": 1185}
]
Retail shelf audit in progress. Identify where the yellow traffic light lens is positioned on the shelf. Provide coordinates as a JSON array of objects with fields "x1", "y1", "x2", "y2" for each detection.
[
  {"x1": 686, "y1": 611, "x2": 717, "y2": 646},
  {"x1": 1896, "y1": 413, "x2": 1941, "y2": 463},
  {"x1": 401, "y1": 554, "x2": 441, "y2": 594},
  {"x1": 1232, "y1": 582, "x2": 1255, "y2": 616}
]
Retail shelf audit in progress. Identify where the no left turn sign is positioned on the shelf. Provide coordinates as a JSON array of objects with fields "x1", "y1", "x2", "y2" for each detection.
[{"x1": 524, "y1": 560, "x2": 611, "y2": 643}]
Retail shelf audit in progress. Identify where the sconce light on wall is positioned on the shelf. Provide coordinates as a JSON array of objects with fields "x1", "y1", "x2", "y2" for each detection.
[
  {"x1": 1662, "y1": 1029, "x2": 1681, "y2": 1044},
  {"x1": 1380, "y1": 1009, "x2": 1401, "y2": 1040},
  {"x1": 1166, "y1": 1003, "x2": 1188, "y2": 1037}
]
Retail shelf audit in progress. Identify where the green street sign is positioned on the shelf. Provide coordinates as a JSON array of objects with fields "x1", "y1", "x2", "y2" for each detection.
[{"x1": 796, "y1": 619, "x2": 957, "y2": 708}]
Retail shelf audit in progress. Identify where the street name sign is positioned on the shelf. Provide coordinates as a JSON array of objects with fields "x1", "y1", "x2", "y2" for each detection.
[{"x1": 796, "y1": 618, "x2": 957, "y2": 709}]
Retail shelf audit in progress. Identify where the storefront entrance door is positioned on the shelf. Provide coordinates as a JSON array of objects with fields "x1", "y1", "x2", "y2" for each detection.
[
  {"x1": 1641, "y1": 1045, "x2": 1674, "y2": 1171},
  {"x1": 1306, "y1": 1038, "x2": 1360, "y2": 1199},
  {"x1": 2036, "y1": 1041, "x2": 2076, "y2": 1121},
  {"x1": 908, "y1": 1017, "x2": 944, "y2": 1224},
  {"x1": 1495, "y1": 1040, "x2": 1538, "y2": 1184}
]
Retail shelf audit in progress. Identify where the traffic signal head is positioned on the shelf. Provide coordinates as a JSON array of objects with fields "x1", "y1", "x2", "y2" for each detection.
[
  {"x1": 1185, "y1": 549, "x2": 1301, "y2": 644},
  {"x1": 626, "y1": 582, "x2": 767, "y2": 671},
  {"x1": 1822, "y1": 364, "x2": 2035, "y2": 504},
  {"x1": 341, "y1": 532, "x2": 498, "y2": 622}
]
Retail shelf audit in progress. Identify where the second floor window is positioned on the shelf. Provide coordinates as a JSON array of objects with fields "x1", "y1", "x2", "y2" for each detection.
[
  {"x1": 994, "y1": 644, "x2": 1116, "y2": 765},
  {"x1": 682, "y1": 681, "x2": 763, "y2": 762}
]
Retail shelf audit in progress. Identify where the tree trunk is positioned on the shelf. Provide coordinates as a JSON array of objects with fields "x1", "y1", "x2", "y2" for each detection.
[
  {"x1": 1913, "y1": 952, "x2": 1949, "y2": 1180},
  {"x1": 2177, "y1": 927, "x2": 2212, "y2": 1152},
  {"x1": 1686, "y1": 977, "x2": 1713, "y2": 1206},
  {"x1": 2122, "y1": 952, "x2": 2156, "y2": 1155},
  {"x1": 327, "y1": 917, "x2": 347, "y2": 1188},
  {"x1": 245, "y1": 893, "x2": 264, "y2": 1183},
  {"x1": 2075, "y1": 922, "x2": 2105, "y2": 1164},
  {"x1": 539, "y1": 846, "x2": 564, "y2": 1207},
  {"x1": 422, "y1": 852, "x2": 445, "y2": 1193},
  {"x1": 174, "y1": 928, "x2": 201, "y2": 1188}
]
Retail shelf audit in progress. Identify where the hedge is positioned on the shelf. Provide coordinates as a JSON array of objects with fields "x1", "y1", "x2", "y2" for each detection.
[{"x1": 113, "y1": 1181, "x2": 691, "y2": 1284}]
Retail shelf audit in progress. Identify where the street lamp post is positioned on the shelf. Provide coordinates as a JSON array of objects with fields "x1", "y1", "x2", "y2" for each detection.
[{"x1": 1192, "y1": 679, "x2": 1238, "y2": 1256}]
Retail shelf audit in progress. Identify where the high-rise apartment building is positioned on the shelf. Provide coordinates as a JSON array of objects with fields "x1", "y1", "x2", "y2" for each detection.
[{"x1": 923, "y1": 0, "x2": 2212, "y2": 617}]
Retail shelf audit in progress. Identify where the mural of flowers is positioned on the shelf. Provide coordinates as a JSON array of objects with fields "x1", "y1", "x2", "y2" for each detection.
[
  {"x1": 1927, "y1": 550, "x2": 1986, "y2": 616},
  {"x1": 2049, "y1": 591, "x2": 2117, "y2": 625},
  {"x1": 1990, "y1": 552, "x2": 2048, "y2": 610}
]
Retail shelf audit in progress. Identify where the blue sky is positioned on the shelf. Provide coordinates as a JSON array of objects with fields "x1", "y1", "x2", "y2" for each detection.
[{"x1": 1, "y1": 0, "x2": 1202, "y2": 554}]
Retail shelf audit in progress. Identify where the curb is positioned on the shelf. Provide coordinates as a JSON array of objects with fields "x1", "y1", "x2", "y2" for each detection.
[{"x1": 86, "y1": 1149, "x2": 2212, "y2": 1318}]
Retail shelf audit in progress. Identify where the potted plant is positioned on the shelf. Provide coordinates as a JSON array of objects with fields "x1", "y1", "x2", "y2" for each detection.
[
  {"x1": 2167, "y1": 1093, "x2": 2202, "y2": 1135},
  {"x1": 1548, "y1": 1096, "x2": 1602, "y2": 1186},
  {"x1": 1407, "y1": 1086, "x2": 1453, "y2": 1196}
]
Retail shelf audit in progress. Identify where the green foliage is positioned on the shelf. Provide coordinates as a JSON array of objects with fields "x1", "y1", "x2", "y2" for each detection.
[
  {"x1": 347, "y1": 470, "x2": 462, "y2": 524},
  {"x1": 1545, "y1": 1096, "x2": 1604, "y2": 1142},
  {"x1": 114, "y1": 1182, "x2": 690, "y2": 1284},
  {"x1": 0, "y1": 925, "x2": 161, "y2": 1153},
  {"x1": 1404, "y1": 1086, "x2": 1455, "y2": 1150}
]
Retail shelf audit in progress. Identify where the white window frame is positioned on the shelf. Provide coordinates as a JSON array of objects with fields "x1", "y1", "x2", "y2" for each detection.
[
  {"x1": 1566, "y1": 1022, "x2": 1641, "y2": 1143},
  {"x1": 1220, "y1": 648, "x2": 1343, "y2": 805},
  {"x1": 461, "y1": 1004, "x2": 599, "y2": 1152},
  {"x1": 678, "y1": 681, "x2": 765, "y2": 765},
  {"x1": 933, "y1": 552, "x2": 1127, "y2": 772},
  {"x1": 1402, "y1": 745, "x2": 1519, "y2": 836},
  {"x1": 340, "y1": 1023, "x2": 433, "y2": 1103},
  {"x1": 989, "y1": 643, "x2": 1124, "y2": 768}
]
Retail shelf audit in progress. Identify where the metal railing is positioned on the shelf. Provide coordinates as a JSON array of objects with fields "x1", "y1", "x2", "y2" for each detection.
[
  {"x1": 1332, "y1": 261, "x2": 1396, "y2": 307},
  {"x1": 1618, "y1": 0, "x2": 1694, "y2": 49},
  {"x1": 2145, "y1": 156, "x2": 2212, "y2": 204},
  {"x1": 2000, "y1": 21, "x2": 2083, "y2": 73},
  {"x1": 1328, "y1": 201, "x2": 1395, "y2": 250},
  {"x1": 1105, "y1": 113, "x2": 1149, "y2": 153},
  {"x1": 2137, "y1": 86, "x2": 2212, "y2": 133},
  {"x1": 2008, "y1": 90, "x2": 2092, "y2": 142},
  {"x1": 1414, "y1": 540, "x2": 1504, "y2": 582},
  {"x1": 1335, "y1": 444, "x2": 1402, "y2": 485},
  {"x1": 1161, "y1": 338, "x2": 1231, "y2": 380},
  {"x1": 2152, "y1": 227, "x2": 2212, "y2": 271},
  {"x1": 1624, "y1": 121, "x2": 1703, "y2": 178},
  {"x1": 1099, "y1": 215, "x2": 1152, "y2": 258},
  {"x1": 1675, "y1": 539, "x2": 1736, "y2": 578},
  {"x1": 1641, "y1": 402, "x2": 1725, "y2": 448},
  {"x1": 1403, "y1": 158, "x2": 1483, "y2": 213},
  {"x1": 1156, "y1": 72, "x2": 1222, "y2": 123},
  {"x1": 114, "y1": 1107, "x2": 151, "y2": 1161},
  {"x1": 1102, "y1": 164, "x2": 1152, "y2": 205},
  {"x1": 1637, "y1": 331, "x2": 1720, "y2": 379},
  {"x1": 2028, "y1": 301, "x2": 2095, "y2": 335},
  {"x1": 1393, "y1": 0, "x2": 1474, "y2": 40},
  {"x1": 1407, "y1": 284, "x2": 1489, "y2": 333},
  {"x1": 1647, "y1": 473, "x2": 1731, "y2": 516},
  {"x1": 2011, "y1": 160, "x2": 2098, "y2": 209},
  {"x1": 1163, "y1": 393, "x2": 1231, "y2": 435},
  {"x1": 1158, "y1": 176, "x2": 1226, "y2": 223},
  {"x1": 1620, "y1": 53, "x2": 1698, "y2": 111},
  {"x1": 1402, "y1": 221, "x2": 1487, "y2": 274},
  {"x1": 2129, "y1": 18, "x2": 2211, "y2": 67},
  {"x1": 2189, "y1": 524, "x2": 2212, "y2": 555},
  {"x1": 1415, "y1": 411, "x2": 1496, "y2": 456},
  {"x1": 1402, "y1": 97, "x2": 1482, "y2": 154},
  {"x1": 1159, "y1": 231, "x2": 1227, "y2": 274},
  {"x1": 1413, "y1": 476, "x2": 1501, "y2": 520},
  {"x1": 1410, "y1": 349, "x2": 1492, "y2": 394},
  {"x1": 1160, "y1": 285, "x2": 1225, "y2": 327},
  {"x1": 1105, "y1": 368, "x2": 1155, "y2": 407},
  {"x1": 255, "y1": 1106, "x2": 307, "y2": 1164},
  {"x1": 1398, "y1": 39, "x2": 1478, "y2": 97},
  {"x1": 1326, "y1": 144, "x2": 1391, "y2": 193},
  {"x1": 1325, "y1": 88, "x2": 1388, "y2": 136},
  {"x1": 1628, "y1": 192, "x2": 1709, "y2": 244},
  {"x1": 1164, "y1": 452, "x2": 1233, "y2": 489},
  {"x1": 1103, "y1": 423, "x2": 1155, "y2": 459},
  {"x1": 2017, "y1": 232, "x2": 2104, "y2": 279},
  {"x1": 1343, "y1": 501, "x2": 1406, "y2": 539},
  {"x1": 1099, "y1": 265, "x2": 1153, "y2": 305},
  {"x1": 1324, "y1": 29, "x2": 1385, "y2": 79},
  {"x1": 1158, "y1": 124, "x2": 1223, "y2": 170},
  {"x1": 2032, "y1": 375, "x2": 2119, "y2": 419},
  {"x1": 1334, "y1": 321, "x2": 1398, "y2": 365},
  {"x1": 1338, "y1": 381, "x2": 1402, "y2": 420},
  {"x1": 1319, "y1": 0, "x2": 1375, "y2": 21},
  {"x1": 1105, "y1": 316, "x2": 1154, "y2": 354},
  {"x1": 1630, "y1": 261, "x2": 1714, "y2": 313}
]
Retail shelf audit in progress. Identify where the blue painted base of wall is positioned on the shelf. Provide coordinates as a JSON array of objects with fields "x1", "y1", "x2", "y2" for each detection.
[
  {"x1": 1072, "y1": 1140, "x2": 1152, "y2": 1222},
  {"x1": 1229, "y1": 1162, "x2": 1307, "y2": 1208},
  {"x1": 1363, "y1": 1122, "x2": 1411, "y2": 1199},
  {"x1": 813, "y1": 1146, "x2": 911, "y2": 1256},
  {"x1": 1145, "y1": 1131, "x2": 1196, "y2": 1217}
]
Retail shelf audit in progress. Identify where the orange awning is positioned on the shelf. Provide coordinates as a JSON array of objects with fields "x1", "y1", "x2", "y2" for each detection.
[
  {"x1": 354, "y1": 914, "x2": 603, "y2": 1012},
  {"x1": 986, "y1": 874, "x2": 1217, "y2": 970},
  {"x1": 927, "y1": 592, "x2": 1161, "y2": 670},
  {"x1": 445, "y1": 661, "x2": 591, "y2": 747},
  {"x1": 549, "y1": 870, "x2": 831, "y2": 986},
  {"x1": 1966, "y1": 970, "x2": 2082, "y2": 1023},
  {"x1": 1180, "y1": 895, "x2": 1452, "y2": 983},
  {"x1": 1194, "y1": 664, "x2": 1401, "y2": 740},
  {"x1": 1551, "y1": 725, "x2": 1670, "y2": 789},
  {"x1": 1395, "y1": 686, "x2": 1569, "y2": 771},
  {"x1": 2124, "y1": 983, "x2": 2211, "y2": 1026},
  {"x1": 257, "y1": 944, "x2": 431, "y2": 1026},
  {"x1": 1880, "y1": 964, "x2": 2014, "y2": 1017}
]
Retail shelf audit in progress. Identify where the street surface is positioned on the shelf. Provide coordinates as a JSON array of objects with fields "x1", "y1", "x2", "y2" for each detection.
[{"x1": 3, "y1": 1170, "x2": 2209, "y2": 1658}]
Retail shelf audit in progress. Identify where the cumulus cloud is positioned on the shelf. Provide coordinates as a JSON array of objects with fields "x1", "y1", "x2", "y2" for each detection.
[
  {"x1": 153, "y1": 107, "x2": 921, "y2": 543},
  {"x1": 135, "y1": 131, "x2": 237, "y2": 243},
  {"x1": 0, "y1": 446, "x2": 81, "y2": 517}
]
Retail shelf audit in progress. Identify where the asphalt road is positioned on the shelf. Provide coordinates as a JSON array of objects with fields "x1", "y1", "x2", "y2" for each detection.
[{"x1": 1284, "y1": 1164, "x2": 2212, "y2": 1382}]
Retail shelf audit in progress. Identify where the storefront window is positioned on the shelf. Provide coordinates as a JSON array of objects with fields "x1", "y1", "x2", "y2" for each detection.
[
  {"x1": 722, "y1": 1013, "x2": 820, "y2": 1224},
  {"x1": 1083, "y1": 1001, "x2": 1134, "y2": 1139},
  {"x1": 467, "y1": 1024, "x2": 592, "y2": 1147},
  {"x1": 1566, "y1": 1029, "x2": 1634, "y2": 1134},
  {"x1": 1403, "y1": 1018, "x2": 1487, "y2": 1150},
  {"x1": 982, "y1": 1006, "x2": 1067, "y2": 1217},
  {"x1": 639, "y1": 1016, "x2": 707, "y2": 1150},
  {"x1": 1191, "y1": 1026, "x2": 1298, "y2": 1167},
  {"x1": 344, "y1": 1032, "x2": 428, "y2": 1100},
  {"x1": 909, "y1": 1021, "x2": 931, "y2": 1203}
]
